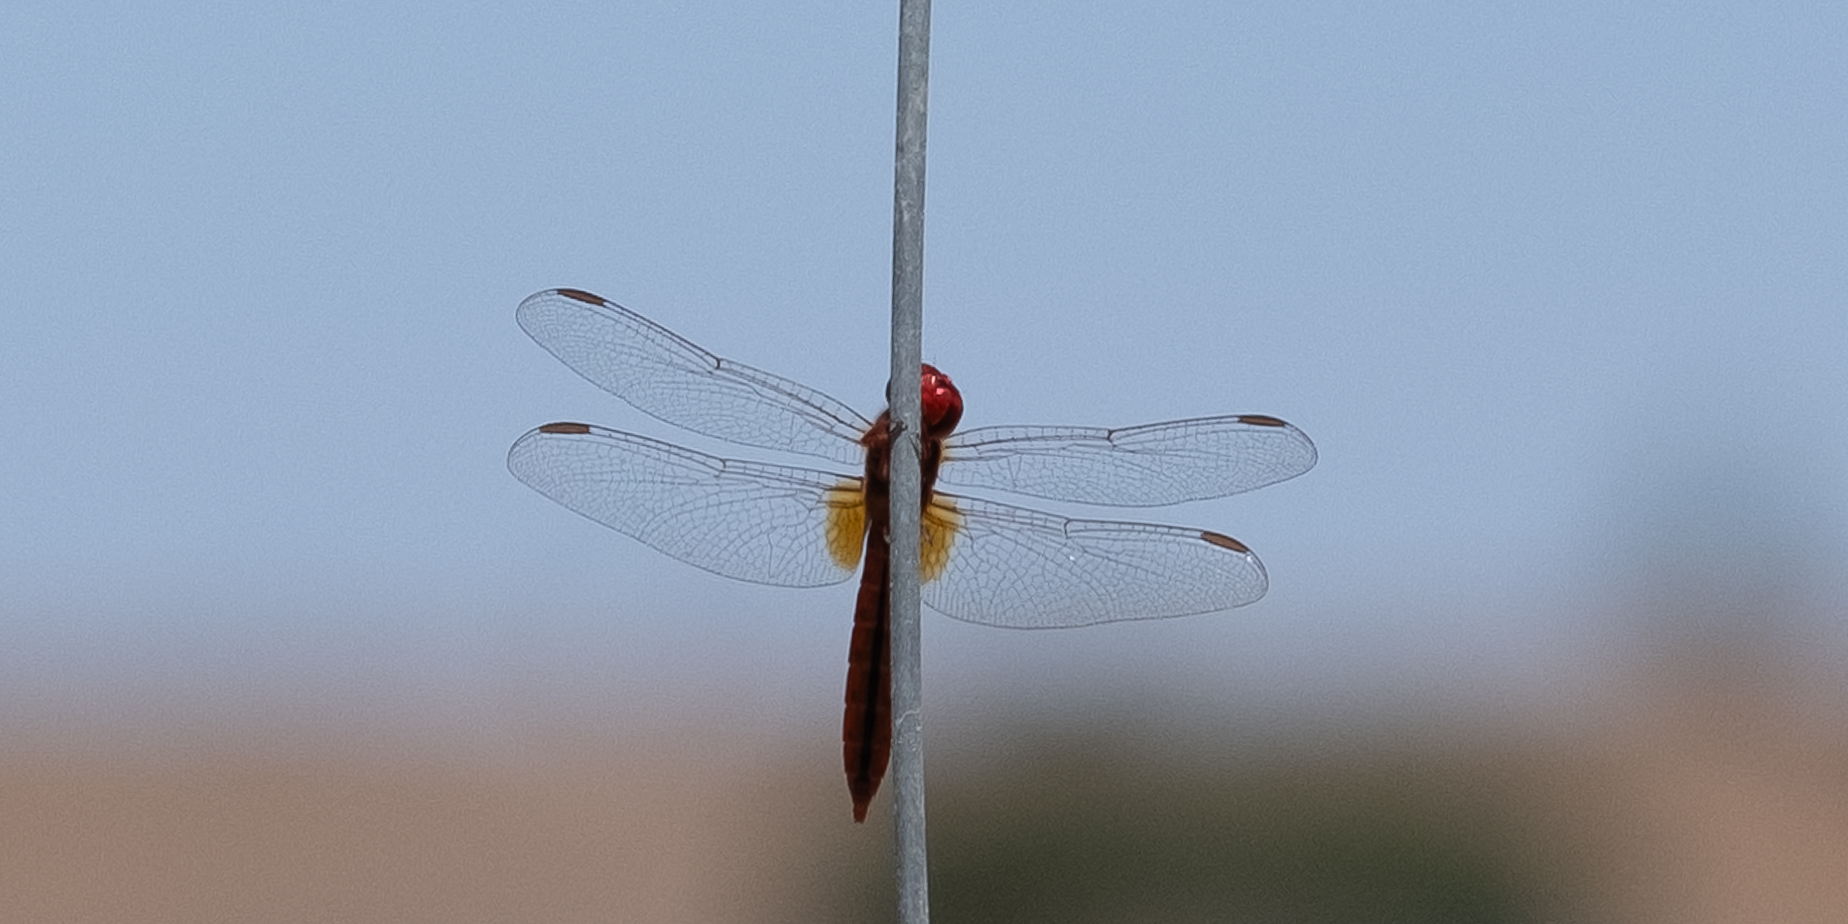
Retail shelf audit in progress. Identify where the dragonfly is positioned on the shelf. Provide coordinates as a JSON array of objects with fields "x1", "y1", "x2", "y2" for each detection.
[{"x1": 508, "y1": 287, "x2": 1316, "y2": 822}]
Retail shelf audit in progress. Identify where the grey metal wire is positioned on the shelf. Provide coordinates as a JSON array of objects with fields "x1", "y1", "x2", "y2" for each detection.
[{"x1": 887, "y1": 0, "x2": 932, "y2": 920}]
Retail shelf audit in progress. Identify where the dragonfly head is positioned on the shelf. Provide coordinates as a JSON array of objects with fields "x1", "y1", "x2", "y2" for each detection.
[{"x1": 919, "y1": 363, "x2": 963, "y2": 437}]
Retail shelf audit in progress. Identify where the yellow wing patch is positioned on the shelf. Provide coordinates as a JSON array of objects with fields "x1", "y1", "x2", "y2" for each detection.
[
  {"x1": 823, "y1": 483, "x2": 866, "y2": 571},
  {"x1": 921, "y1": 496, "x2": 962, "y2": 584},
  {"x1": 823, "y1": 484, "x2": 962, "y2": 582}
]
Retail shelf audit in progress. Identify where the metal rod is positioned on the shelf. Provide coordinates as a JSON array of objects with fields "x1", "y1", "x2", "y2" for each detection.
[{"x1": 887, "y1": 0, "x2": 932, "y2": 920}]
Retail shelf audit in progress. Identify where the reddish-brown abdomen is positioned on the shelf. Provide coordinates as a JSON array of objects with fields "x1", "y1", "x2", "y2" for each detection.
[{"x1": 843, "y1": 528, "x2": 892, "y2": 822}]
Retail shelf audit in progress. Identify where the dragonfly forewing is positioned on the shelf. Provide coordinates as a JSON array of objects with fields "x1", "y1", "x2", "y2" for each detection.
[
  {"x1": 518, "y1": 289, "x2": 872, "y2": 466},
  {"x1": 941, "y1": 415, "x2": 1316, "y2": 508}
]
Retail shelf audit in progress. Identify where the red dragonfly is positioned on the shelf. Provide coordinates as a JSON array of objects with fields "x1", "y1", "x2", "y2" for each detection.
[{"x1": 509, "y1": 288, "x2": 1315, "y2": 821}]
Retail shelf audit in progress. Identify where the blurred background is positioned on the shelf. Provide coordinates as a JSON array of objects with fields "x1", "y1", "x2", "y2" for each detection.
[{"x1": 3, "y1": 2, "x2": 1845, "y2": 921}]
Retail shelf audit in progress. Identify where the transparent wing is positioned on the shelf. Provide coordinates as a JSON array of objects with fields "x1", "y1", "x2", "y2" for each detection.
[
  {"x1": 509, "y1": 424, "x2": 1272, "y2": 627},
  {"x1": 923, "y1": 493, "x2": 1268, "y2": 628},
  {"x1": 508, "y1": 423, "x2": 861, "y2": 588},
  {"x1": 518, "y1": 288, "x2": 872, "y2": 466},
  {"x1": 941, "y1": 414, "x2": 1317, "y2": 507}
]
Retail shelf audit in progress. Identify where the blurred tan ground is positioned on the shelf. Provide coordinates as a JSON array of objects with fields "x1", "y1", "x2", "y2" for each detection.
[
  {"x1": 1527, "y1": 658, "x2": 1848, "y2": 923},
  {"x1": 4, "y1": 659, "x2": 1845, "y2": 922},
  {"x1": 0, "y1": 731, "x2": 848, "y2": 924}
]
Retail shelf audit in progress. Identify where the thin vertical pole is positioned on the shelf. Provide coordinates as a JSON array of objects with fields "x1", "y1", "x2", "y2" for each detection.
[{"x1": 887, "y1": 0, "x2": 932, "y2": 921}]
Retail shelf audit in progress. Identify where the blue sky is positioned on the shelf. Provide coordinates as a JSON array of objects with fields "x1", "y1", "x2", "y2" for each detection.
[{"x1": 3, "y1": 2, "x2": 1844, "y2": 739}]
